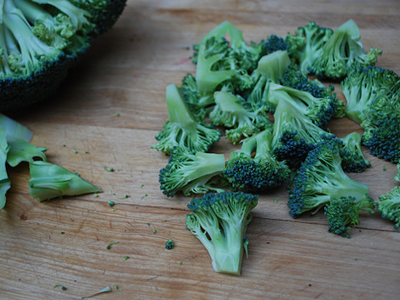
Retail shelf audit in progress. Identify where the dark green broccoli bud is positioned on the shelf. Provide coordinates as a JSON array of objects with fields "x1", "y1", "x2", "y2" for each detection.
[
  {"x1": 265, "y1": 35, "x2": 289, "y2": 54},
  {"x1": 341, "y1": 66, "x2": 400, "y2": 124},
  {"x1": 152, "y1": 84, "x2": 221, "y2": 155},
  {"x1": 286, "y1": 21, "x2": 334, "y2": 75},
  {"x1": 288, "y1": 138, "x2": 371, "y2": 218},
  {"x1": 209, "y1": 91, "x2": 272, "y2": 144},
  {"x1": 310, "y1": 19, "x2": 382, "y2": 81},
  {"x1": 377, "y1": 186, "x2": 400, "y2": 229},
  {"x1": 223, "y1": 129, "x2": 290, "y2": 192},
  {"x1": 165, "y1": 239, "x2": 174, "y2": 250},
  {"x1": 271, "y1": 97, "x2": 335, "y2": 169},
  {"x1": 186, "y1": 191, "x2": 258, "y2": 275},
  {"x1": 324, "y1": 195, "x2": 375, "y2": 238},
  {"x1": 159, "y1": 148, "x2": 227, "y2": 197},
  {"x1": 339, "y1": 132, "x2": 371, "y2": 173},
  {"x1": 267, "y1": 82, "x2": 336, "y2": 127}
]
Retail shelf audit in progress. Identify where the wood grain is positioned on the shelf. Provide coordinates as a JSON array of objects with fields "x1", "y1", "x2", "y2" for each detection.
[{"x1": 2, "y1": 0, "x2": 400, "y2": 299}]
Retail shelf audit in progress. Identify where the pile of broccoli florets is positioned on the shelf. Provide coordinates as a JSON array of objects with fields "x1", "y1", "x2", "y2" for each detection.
[{"x1": 152, "y1": 20, "x2": 400, "y2": 275}]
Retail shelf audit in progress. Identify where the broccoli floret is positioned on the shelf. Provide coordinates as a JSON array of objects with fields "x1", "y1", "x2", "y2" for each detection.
[
  {"x1": 271, "y1": 97, "x2": 335, "y2": 168},
  {"x1": 152, "y1": 84, "x2": 221, "y2": 154},
  {"x1": 286, "y1": 21, "x2": 334, "y2": 74},
  {"x1": 339, "y1": 132, "x2": 371, "y2": 173},
  {"x1": 209, "y1": 91, "x2": 272, "y2": 144},
  {"x1": 223, "y1": 129, "x2": 290, "y2": 192},
  {"x1": 324, "y1": 195, "x2": 375, "y2": 238},
  {"x1": 186, "y1": 191, "x2": 258, "y2": 275},
  {"x1": 0, "y1": 0, "x2": 126, "y2": 111},
  {"x1": 310, "y1": 19, "x2": 382, "y2": 81},
  {"x1": 159, "y1": 147, "x2": 227, "y2": 197},
  {"x1": 341, "y1": 66, "x2": 400, "y2": 124},
  {"x1": 288, "y1": 138, "x2": 371, "y2": 218},
  {"x1": 377, "y1": 186, "x2": 400, "y2": 229},
  {"x1": 265, "y1": 34, "x2": 289, "y2": 54}
]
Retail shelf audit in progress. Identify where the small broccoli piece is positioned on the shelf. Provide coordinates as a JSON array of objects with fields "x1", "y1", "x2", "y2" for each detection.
[
  {"x1": 265, "y1": 34, "x2": 289, "y2": 54},
  {"x1": 310, "y1": 19, "x2": 382, "y2": 80},
  {"x1": 324, "y1": 195, "x2": 375, "y2": 238},
  {"x1": 341, "y1": 66, "x2": 400, "y2": 124},
  {"x1": 209, "y1": 91, "x2": 272, "y2": 144},
  {"x1": 0, "y1": 128, "x2": 11, "y2": 210},
  {"x1": 288, "y1": 138, "x2": 371, "y2": 218},
  {"x1": 159, "y1": 148, "x2": 226, "y2": 197},
  {"x1": 223, "y1": 129, "x2": 290, "y2": 192},
  {"x1": 152, "y1": 84, "x2": 221, "y2": 154},
  {"x1": 271, "y1": 97, "x2": 335, "y2": 168},
  {"x1": 339, "y1": 132, "x2": 371, "y2": 173},
  {"x1": 186, "y1": 191, "x2": 258, "y2": 275},
  {"x1": 286, "y1": 21, "x2": 334, "y2": 75},
  {"x1": 165, "y1": 239, "x2": 174, "y2": 250},
  {"x1": 6, "y1": 137, "x2": 47, "y2": 167},
  {"x1": 28, "y1": 161, "x2": 101, "y2": 201},
  {"x1": 377, "y1": 186, "x2": 400, "y2": 229}
]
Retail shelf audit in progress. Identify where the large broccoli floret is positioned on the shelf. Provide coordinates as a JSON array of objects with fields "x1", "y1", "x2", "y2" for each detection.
[
  {"x1": 377, "y1": 186, "x2": 400, "y2": 229},
  {"x1": 223, "y1": 129, "x2": 290, "y2": 192},
  {"x1": 339, "y1": 132, "x2": 371, "y2": 173},
  {"x1": 341, "y1": 66, "x2": 400, "y2": 124},
  {"x1": 286, "y1": 21, "x2": 334, "y2": 74},
  {"x1": 209, "y1": 91, "x2": 272, "y2": 144},
  {"x1": 0, "y1": 0, "x2": 127, "y2": 111},
  {"x1": 152, "y1": 84, "x2": 221, "y2": 155},
  {"x1": 159, "y1": 147, "x2": 227, "y2": 197},
  {"x1": 186, "y1": 191, "x2": 258, "y2": 275},
  {"x1": 271, "y1": 97, "x2": 335, "y2": 168},
  {"x1": 310, "y1": 19, "x2": 382, "y2": 81},
  {"x1": 288, "y1": 138, "x2": 371, "y2": 218},
  {"x1": 324, "y1": 195, "x2": 375, "y2": 238}
]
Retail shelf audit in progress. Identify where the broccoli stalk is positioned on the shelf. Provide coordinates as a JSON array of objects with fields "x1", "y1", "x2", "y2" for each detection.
[
  {"x1": 288, "y1": 139, "x2": 371, "y2": 218},
  {"x1": 0, "y1": 128, "x2": 11, "y2": 210},
  {"x1": 377, "y1": 186, "x2": 400, "y2": 229},
  {"x1": 186, "y1": 192, "x2": 258, "y2": 275},
  {"x1": 209, "y1": 91, "x2": 272, "y2": 144},
  {"x1": 223, "y1": 129, "x2": 290, "y2": 192},
  {"x1": 159, "y1": 148, "x2": 227, "y2": 197},
  {"x1": 152, "y1": 84, "x2": 221, "y2": 154}
]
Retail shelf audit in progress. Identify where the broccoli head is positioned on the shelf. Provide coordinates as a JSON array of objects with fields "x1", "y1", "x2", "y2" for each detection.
[
  {"x1": 339, "y1": 132, "x2": 371, "y2": 173},
  {"x1": 310, "y1": 19, "x2": 382, "y2": 81},
  {"x1": 158, "y1": 147, "x2": 227, "y2": 197},
  {"x1": 223, "y1": 129, "x2": 290, "y2": 192},
  {"x1": 377, "y1": 186, "x2": 400, "y2": 229},
  {"x1": 265, "y1": 34, "x2": 289, "y2": 54},
  {"x1": 152, "y1": 84, "x2": 221, "y2": 155},
  {"x1": 186, "y1": 191, "x2": 258, "y2": 275},
  {"x1": 288, "y1": 138, "x2": 371, "y2": 218},
  {"x1": 324, "y1": 195, "x2": 375, "y2": 238}
]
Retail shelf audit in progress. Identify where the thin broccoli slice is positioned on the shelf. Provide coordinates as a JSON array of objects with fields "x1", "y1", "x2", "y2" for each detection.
[
  {"x1": 310, "y1": 19, "x2": 382, "y2": 80},
  {"x1": 209, "y1": 91, "x2": 272, "y2": 144},
  {"x1": 377, "y1": 186, "x2": 400, "y2": 229},
  {"x1": 324, "y1": 195, "x2": 375, "y2": 238},
  {"x1": 186, "y1": 191, "x2": 258, "y2": 275},
  {"x1": 286, "y1": 21, "x2": 334, "y2": 74},
  {"x1": 28, "y1": 161, "x2": 101, "y2": 201},
  {"x1": 159, "y1": 148, "x2": 227, "y2": 197},
  {"x1": 152, "y1": 84, "x2": 221, "y2": 155},
  {"x1": 339, "y1": 132, "x2": 371, "y2": 173},
  {"x1": 288, "y1": 138, "x2": 371, "y2": 218},
  {"x1": 223, "y1": 129, "x2": 290, "y2": 192}
]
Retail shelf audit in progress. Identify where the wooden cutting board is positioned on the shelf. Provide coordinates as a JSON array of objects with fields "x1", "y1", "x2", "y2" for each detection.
[{"x1": 1, "y1": 0, "x2": 400, "y2": 299}]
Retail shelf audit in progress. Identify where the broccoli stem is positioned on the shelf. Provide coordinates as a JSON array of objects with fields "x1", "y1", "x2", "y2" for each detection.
[
  {"x1": 166, "y1": 83, "x2": 198, "y2": 129},
  {"x1": 0, "y1": 128, "x2": 11, "y2": 210}
]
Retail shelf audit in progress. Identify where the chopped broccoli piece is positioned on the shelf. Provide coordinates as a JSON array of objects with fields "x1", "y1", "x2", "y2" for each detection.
[
  {"x1": 6, "y1": 137, "x2": 47, "y2": 167},
  {"x1": 159, "y1": 147, "x2": 226, "y2": 197},
  {"x1": 165, "y1": 239, "x2": 174, "y2": 249},
  {"x1": 286, "y1": 21, "x2": 334, "y2": 74},
  {"x1": 310, "y1": 19, "x2": 382, "y2": 80},
  {"x1": 223, "y1": 129, "x2": 290, "y2": 192},
  {"x1": 152, "y1": 84, "x2": 221, "y2": 154},
  {"x1": 288, "y1": 138, "x2": 371, "y2": 218},
  {"x1": 0, "y1": 128, "x2": 11, "y2": 210},
  {"x1": 341, "y1": 66, "x2": 400, "y2": 124},
  {"x1": 324, "y1": 195, "x2": 375, "y2": 238},
  {"x1": 186, "y1": 191, "x2": 258, "y2": 275},
  {"x1": 377, "y1": 186, "x2": 400, "y2": 229},
  {"x1": 209, "y1": 91, "x2": 272, "y2": 144},
  {"x1": 28, "y1": 161, "x2": 101, "y2": 201},
  {"x1": 339, "y1": 132, "x2": 371, "y2": 173}
]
